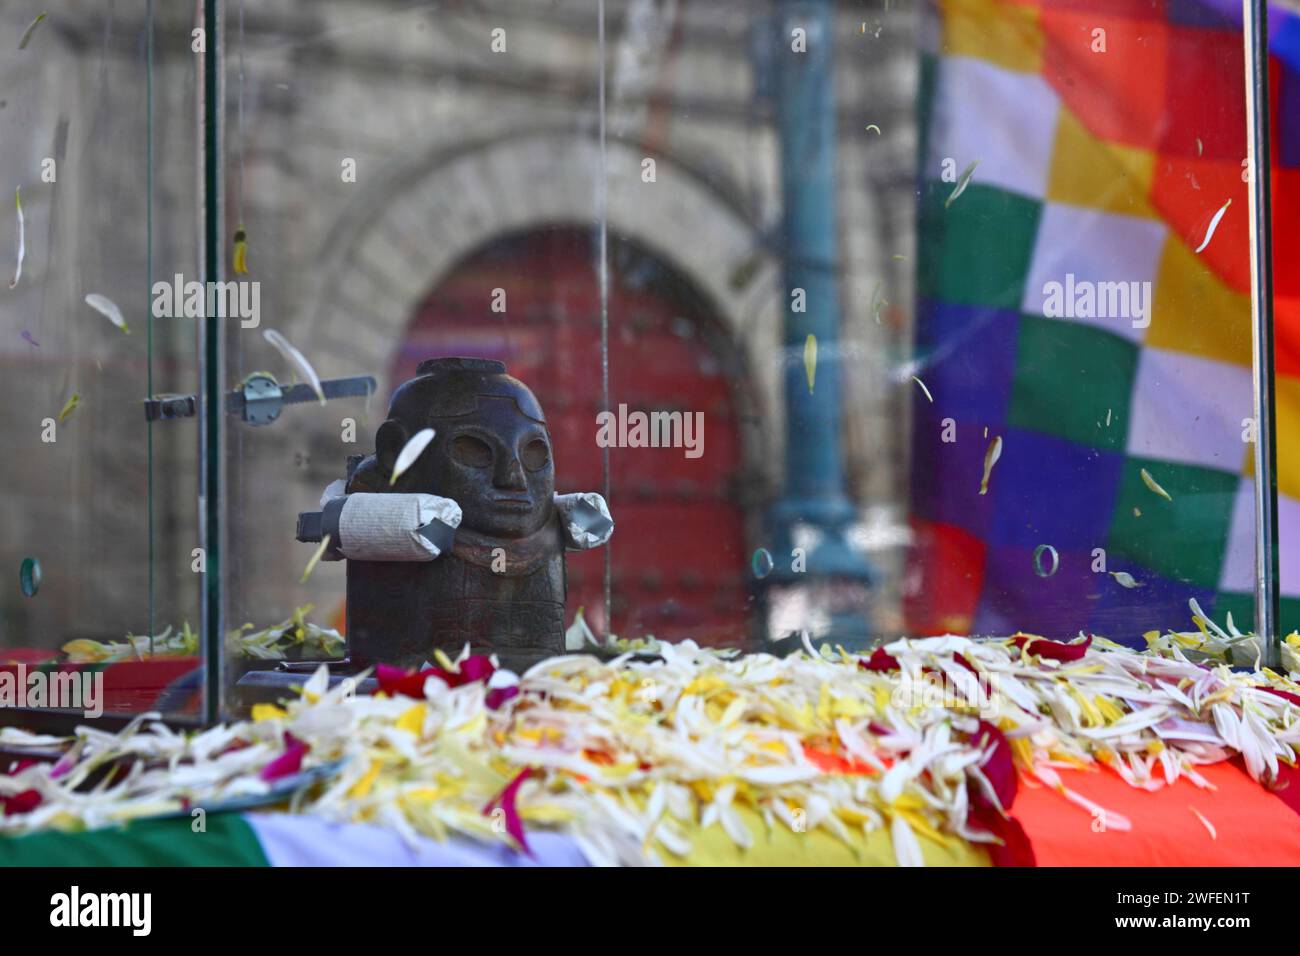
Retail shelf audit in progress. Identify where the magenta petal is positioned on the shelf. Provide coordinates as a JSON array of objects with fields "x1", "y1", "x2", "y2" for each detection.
[
  {"x1": 486, "y1": 686, "x2": 519, "y2": 710},
  {"x1": 483, "y1": 767, "x2": 533, "y2": 855},
  {"x1": 457, "y1": 656, "x2": 496, "y2": 686},
  {"x1": 260, "y1": 742, "x2": 308, "y2": 783}
]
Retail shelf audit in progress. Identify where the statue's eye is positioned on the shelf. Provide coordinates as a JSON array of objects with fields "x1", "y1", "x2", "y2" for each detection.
[
  {"x1": 522, "y1": 438, "x2": 550, "y2": 472},
  {"x1": 451, "y1": 435, "x2": 493, "y2": 468}
]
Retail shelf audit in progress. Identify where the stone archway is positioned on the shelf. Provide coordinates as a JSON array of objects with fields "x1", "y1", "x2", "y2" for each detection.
[{"x1": 296, "y1": 130, "x2": 785, "y2": 485}]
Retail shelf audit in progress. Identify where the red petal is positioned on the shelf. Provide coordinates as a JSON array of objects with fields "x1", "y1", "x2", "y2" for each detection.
[
  {"x1": 860, "y1": 647, "x2": 899, "y2": 671},
  {"x1": 970, "y1": 720, "x2": 1017, "y2": 813},
  {"x1": 1, "y1": 789, "x2": 41, "y2": 817},
  {"x1": 1010, "y1": 633, "x2": 1092, "y2": 662},
  {"x1": 1261, "y1": 687, "x2": 1300, "y2": 707},
  {"x1": 967, "y1": 805, "x2": 1036, "y2": 867},
  {"x1": 483, "y1": 768, "x2": 534, "y2": 855},
  {"x1": 375, "y1": 663, "x2": 436, "y2": 699}
]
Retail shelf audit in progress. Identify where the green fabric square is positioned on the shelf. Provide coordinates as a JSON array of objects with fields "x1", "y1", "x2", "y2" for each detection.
[
  {"x1": 1006, "y1": 317, "x2": 1137, "y2": 450},
  {"x1": 917, "y1": 183, "x2": 1042, "y2": 310},
  {"x1": 1106, "y1": 458, "x2": 1239, "y2": 589},
  {"x1": 1212, "y1": 591, "x2": 1300, "y2": 637}
]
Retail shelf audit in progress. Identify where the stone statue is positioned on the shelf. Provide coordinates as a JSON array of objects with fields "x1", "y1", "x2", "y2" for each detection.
[{"x1": 298, "y1": 357, "x2": 612, "y2": 672}]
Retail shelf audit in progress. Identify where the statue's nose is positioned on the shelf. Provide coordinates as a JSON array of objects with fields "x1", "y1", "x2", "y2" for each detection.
[{"x1": 494, "y1": 455, "x2": 527, "y2": 491}]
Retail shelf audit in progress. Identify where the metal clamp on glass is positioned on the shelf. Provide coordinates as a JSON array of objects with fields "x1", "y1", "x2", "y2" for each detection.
[{"x1": 144, "y1": 373, "x2": 376, "y2": 426}]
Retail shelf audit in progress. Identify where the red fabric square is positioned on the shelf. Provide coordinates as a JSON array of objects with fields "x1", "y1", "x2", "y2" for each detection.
[
  {"x1": 904, "y1": 519, "x2": 986, "y2": 636},
  {"x1": 1038, "y1": 7, "x2": 1169, "y2": 150},
  {"x1": 1156, "y1": 24, "x2": 1247, "y2": 160}
]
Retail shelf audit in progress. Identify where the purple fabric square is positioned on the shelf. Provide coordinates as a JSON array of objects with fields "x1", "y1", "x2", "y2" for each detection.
[
  {"x1": 973, "y1": 544, "x2": 1099, "y2": 638},
  {"x1": 1086, "y1": 569, "x2": 1216, "y2": 648},
  {"x1": 984, "y1": 427, "x2": 1125, "y2": 550}
]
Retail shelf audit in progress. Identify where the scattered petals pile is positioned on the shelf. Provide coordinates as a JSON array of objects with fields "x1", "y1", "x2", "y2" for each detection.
[{"x1": 4, "y1": 618, "x2": 1300, "y2": 866}]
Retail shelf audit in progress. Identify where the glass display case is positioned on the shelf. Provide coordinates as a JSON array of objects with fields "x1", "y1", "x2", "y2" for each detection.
[
  {"x1": 0, "y1": 2, "x2": 203, "y2": 727},
  {"x1": 0, "y1": 0, "x2": 1287, "y2": 728}
]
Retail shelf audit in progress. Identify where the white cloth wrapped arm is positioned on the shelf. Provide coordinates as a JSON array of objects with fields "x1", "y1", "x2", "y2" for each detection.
[
  {"x1": 317, "y1": 490, "x2": 462, "y2": 561},
  {"x1": 555, "y1": 492, "x2": 614, "y2": 550}
]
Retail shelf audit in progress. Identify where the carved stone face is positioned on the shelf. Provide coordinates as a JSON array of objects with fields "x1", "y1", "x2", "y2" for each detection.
[{"x1": 430, "y1": 397, "x2": 555, "y2": 539}]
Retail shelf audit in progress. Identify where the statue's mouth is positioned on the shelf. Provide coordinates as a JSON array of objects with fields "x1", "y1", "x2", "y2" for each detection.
[{"x1": 488, "y1": 496, "x2": 534, "y2": 512}]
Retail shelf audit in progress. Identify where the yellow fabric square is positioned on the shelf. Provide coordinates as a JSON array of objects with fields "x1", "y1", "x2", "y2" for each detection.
[
  {"x1": 1147, "y1": 237, "x2": 1252, "y2": 367},
  {"x1": 1046, "y1": 109, "x2": 1158, "y2": 219},
  {"x1": 941, "y1": 0, "x2": 1042, "y2": 74},
  {"x1": 1240, "y1": 376, "x2": 1299, "y2": 499}
]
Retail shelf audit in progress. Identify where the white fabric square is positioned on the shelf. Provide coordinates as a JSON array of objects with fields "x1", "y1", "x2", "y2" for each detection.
[
  {"x1": 1020, "y1": 202, "x2": 1167, "y2": 342},
  {"x1": 926, "y1": 56, "x2": 1059, "y2": 201},
  {"x1": 1219, "y1": 481, "x2": 1300, "y2": 597},
  {"x1": 1126, "y1": 348, "x2": 1253, "y2": 472}
]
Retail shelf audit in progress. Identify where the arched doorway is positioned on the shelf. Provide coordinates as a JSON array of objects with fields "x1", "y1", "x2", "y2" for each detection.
[{"x1": 389, "y1": 226, "x2": 754, "y2": 646}]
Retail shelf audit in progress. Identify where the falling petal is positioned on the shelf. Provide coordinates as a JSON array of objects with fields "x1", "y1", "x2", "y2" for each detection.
[
  {"x1": 9, "y1": 186, "x2": 23, "y2": 289},
  {"x1": 1195, "y1": 137, "x2": 1203, "y2": 157},
  {"x1": 58, "y1": 392, "x2": 80, "y2": 423},
  {"x1": 1189, "y1": 805, "x2": 1216, "y2": 840},
  {"x1": 910, "y1": 375, "x2": 933, "y2": 403},
  {"x1": 263, "y1": 328, "x2": 325, "y2": 404},
  {"x1": 21, "y1": 330, "x2": 39, "y2": 348},
  {"x1": 84, "y1": 293, "x2": 131, "y2": 334},
  {"x1": 751, "y1": 548, "x2": 774, "y2": 579},
  {"x1": 390, "y1": 427, "x2": 436, "y2": 486},
  {"x1": 299, "y1": 534, "x2": 331, "y2": 584},
  {"x1": 232, "y1": 227, "x2": 249, "y2": 275},
  {"x1": 1194, "y1": 199, "x2": 1230, "y2": 254},
  {"x1": 803, "y1": 334, "x2": 816, "y2": 393},
  {"x1": 1105, "y1": 408, "x2": 1112, "y2": 427},
  {"x1": 865, "y1": 124, "x2": 881, "y2": 135},
  {"x1": 871, "y1": 281, "x2": 887, "y2": 324},
  {"x1": 979, "y1": 435, "x2": 1002, "y2": 495},
  {"x1": 18, "y1": 13, "x2": 47, "y2": 50},
  {"x1": 19, "y1": 557, "x2": 41, "y2": 597},
  {"x1": 1032, "y1": 544, "x2": 1058, "y2": 578},
  {"x1": 945, "y1": 160, "x2": 979, "y2": 209},
  {"x1": 1133, "y1": 507, "x2": 1142, "y2": 518},
  {"x1": 891, "y1": 254, "x2": 907, "y2": 261},
  {"x1": 1140, "y1": 467, "x2": 1173, "y2": 502},
  {"x1": 1110, "y1": 571, "x2": 1142, "y2": 589}
]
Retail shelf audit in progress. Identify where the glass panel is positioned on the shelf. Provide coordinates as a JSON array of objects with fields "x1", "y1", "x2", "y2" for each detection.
[
  {"x1": 0, "y1": 4, "x2": 202, "y2": 722},
  {"x1": 217, "y1": 0, "x2": 1279, "y2": 716},
  {"x1": 594, "y1": 0, "x2": 1270, "y2": 652},
  {"x1": 221, "y1": 1, "x2": 603, "y2": 716}
]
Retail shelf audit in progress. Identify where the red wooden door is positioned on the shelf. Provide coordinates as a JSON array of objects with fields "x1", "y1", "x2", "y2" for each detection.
[{"x1": 391, "y1": 227, "x2": 751, "y2": 646}]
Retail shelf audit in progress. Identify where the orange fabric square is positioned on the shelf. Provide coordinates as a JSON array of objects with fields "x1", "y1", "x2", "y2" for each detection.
[{"x1": 1011, "y1": 761, "x2": 1300, "y2": 866}]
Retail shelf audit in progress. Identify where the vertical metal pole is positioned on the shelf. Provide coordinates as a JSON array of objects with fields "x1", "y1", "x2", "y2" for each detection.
[
  {"x1": 201, "y1": 0, "x2": 226, "y2": 722},
  {"x1": 769, "y1": 1, "x2": 872, "y2": 587},
  {"x1": 598, "y1": 0, "x2": 612, "y2": 636},
  {"x1": 1242, "y1": 0, "x2": 1281, "y2": 666}
]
